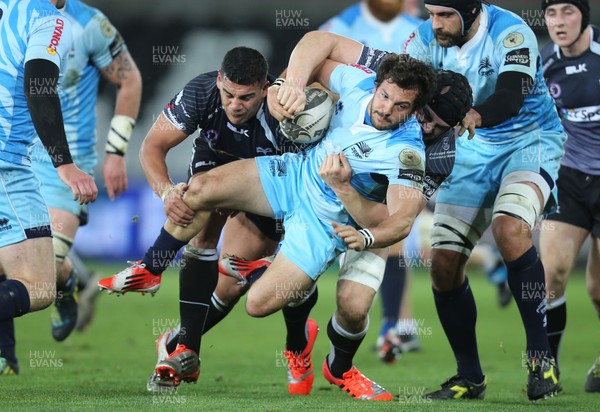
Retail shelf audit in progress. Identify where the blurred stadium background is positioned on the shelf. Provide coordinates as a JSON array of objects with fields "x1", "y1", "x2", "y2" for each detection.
[{"x1": 78, "y1": 0, "x2": 599, "y2": 261}]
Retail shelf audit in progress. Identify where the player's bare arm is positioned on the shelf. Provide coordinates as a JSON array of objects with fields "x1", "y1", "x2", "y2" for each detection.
[
  {"x1": 334, "y1": 184, "x2": 425, "y2": 251},
  {"x1": 140, "y1": 113, "x2": 194, "y2": 226},
  {"x1": 100, "y1": 49, "x2": 142, "y2": 200},
  {"x1": 318, "y1": 152, "x2": 389, "y2": 228}
]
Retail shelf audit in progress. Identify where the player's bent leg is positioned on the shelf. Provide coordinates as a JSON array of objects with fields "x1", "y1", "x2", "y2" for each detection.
[
  {"x1": 246, "y1": 253, "x2": 314, "y2": 317},
  {"x1": 324, "y1": 249, "x2": 392, "y2": 401},
  {"x1": 0, "y1": 237, "x2": 55, "y2": 315}
]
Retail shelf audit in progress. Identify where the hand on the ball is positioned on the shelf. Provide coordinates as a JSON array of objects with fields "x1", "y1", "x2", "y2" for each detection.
[
  {"x1": 267, "y1": 85, "x2": 290, "y2": 122},
  {"x1": 332, "y1": 222, "x2": 366, "y2": 251},
  {"x1": 163, "y1": 182, "x2": 194, "y2": 227},
  {"x1": 318, "y1": 153, "x2": 352, "y2": 193},
  {"x1": 277, "y1": 81, "x2": 306, "y2": 115}
]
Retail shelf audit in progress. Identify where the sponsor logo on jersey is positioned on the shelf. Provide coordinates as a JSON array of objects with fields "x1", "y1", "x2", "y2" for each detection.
[
  {"x1": 256, "y1": 147, "x2": 273, "y2": 155},
  {"x1": 565, "y1": 63, "x2": 587, "y2": 75},
  {"x1": 46, "y1": 18, "x2": 65, "y2": 56},
  {"x1": 560, "y1": 105, "x2": 600, "y2": 122},
  {"x1": 350, "y1": 64, "x2": 374, "y2": 75},
  {"x1": 502, "y1": 32, "x2": 524, "y2": 48},
  {"x1": 504, "y1": 48, "x2": 530, "y2": 66},
  {"x1": 227, "y1": 122, "x2": 249, "y2": 137},
  {"x1": 398, "y1": 168, "x2": 423, "y2": 183},
  {"x1": 335, "y1": 101, "x2": 344, "y2": 115},
  {"x1": 478, "y1": 57, "x2": 494, "y2": 76}
]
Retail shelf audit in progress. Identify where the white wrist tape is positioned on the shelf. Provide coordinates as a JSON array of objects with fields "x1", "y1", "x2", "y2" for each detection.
[
  {"x1": 106, "y1": 115, "x2": 135, "y2": 156},
  {"x1": 358, "y1": 228, "x2": 374, "y2": 249},
  {"x1": 160, "y1": 185, "x2": 176, "y2": 202},
  {"x1": 272, "y1": 78, "x2": 286, "y2": 87}
]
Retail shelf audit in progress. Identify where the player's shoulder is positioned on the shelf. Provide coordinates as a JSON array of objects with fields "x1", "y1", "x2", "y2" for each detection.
[
  {"x1": 540, "y1": 41, "x2": 558, "y2": 63},
  {"x1": 320, "y1": 3, "x2": 361, "y2": 30},
  {"x1": 336, "y1": 64, "x2": 376, "y2": 93},
  {"x1": 64, "y1": 0, "x2": 98, "y2": 28},
  {"x1": 486, "y1": 5, "x2": 533, "y2": 41},
  {"x1": 389, "y1": 117, "x2": 423, "y2": 146},
  {"x1": 591, "y1": 25, "x2": 600, "y2": 56}
]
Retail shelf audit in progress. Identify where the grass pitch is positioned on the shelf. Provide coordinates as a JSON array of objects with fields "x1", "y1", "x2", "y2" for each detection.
[{"x1": 1, "y1": 263, "x2": 598, "y2": 411}]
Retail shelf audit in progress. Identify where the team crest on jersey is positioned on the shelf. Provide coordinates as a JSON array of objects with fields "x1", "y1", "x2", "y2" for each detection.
[
  {"x1": 399, "y1": 149, "x2": 421, "y2": 167},
  {"x1": 99, "y1": 17, "x2": 115, "y2": 38},
  {"x1": 350, "y1": 142, "x2": 373, "y2": 159},
  {"x1": 478, "y1": 57, "x2": 494, "y2": 77},
  {"x1": 502, "y1": 32, "x2": 524, "y2": 48}
]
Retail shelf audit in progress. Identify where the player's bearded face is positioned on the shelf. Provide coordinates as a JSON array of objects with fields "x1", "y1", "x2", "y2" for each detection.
[
  {"x1": 428, "y1": 7, "x2": 465, "y2": 47},
  {"x1": 369, "y1": 80, "x2": 416, "y2": 130},
  {"x1": 217, "y1": 74, "x2": 268, "y2": 125}
]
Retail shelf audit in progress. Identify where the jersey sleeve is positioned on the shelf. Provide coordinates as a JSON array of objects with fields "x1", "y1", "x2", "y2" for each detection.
[
  {"x1": 328, "y1": 64, "x2": 375, "y2": 96},
  {"x1": 356, "y1": 46, "x2": 392, "y2": 71},
  {"x1": 25, "y1": 13, "x2": 72, "y2": 68},
  {"x1": 85, "y1": 12, "x2": 126, "y2": 69},
  {"x1": 496, "y1": 27, "x2": 539, "y2": 79},
  {"x1": 162, "y1": 76, "x2": 209, "y2": 135}
]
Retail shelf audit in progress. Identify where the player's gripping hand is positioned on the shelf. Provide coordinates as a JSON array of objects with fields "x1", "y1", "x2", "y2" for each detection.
[
  {"x1": 318, "y1": 153, "x2": 352, "y2": 193},
  {"x1": 104, "y1": 154, "x2": 128, "y2": 200},
  {"x1": 267, "y1": 85, "x2": 291, "y2": 122},
  {"x1": 162, "y1": 182, "x2": 194, "y2": 227},
  {"x1": 57, "y1": 164, "x2": 98, "y2": 205},
  {"x1": 332, "y1": 222, "x2": 366, "y2": 251},
  {"x1": 457, "y1": 108, "x2": 482, "y2": 140}
]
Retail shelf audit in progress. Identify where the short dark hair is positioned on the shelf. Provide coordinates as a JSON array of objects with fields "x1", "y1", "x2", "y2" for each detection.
[
  {"x1": 221, "y1": 47, "x2": 268, "y2": 85},
  {"x1": 375, "y1": 54, "x2": 437, "y2": 111}
]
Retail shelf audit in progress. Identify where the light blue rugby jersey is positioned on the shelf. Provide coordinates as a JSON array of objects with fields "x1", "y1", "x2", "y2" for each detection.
[
  {"x1": 405, "y1": 4, "x2": 563, "y2": 140},
  {"x1": 47, "y1": 0, "x2": 124, "y2": 158},
  {"x1": 0, "y1": 0, "x2": 72, "y2": 165},
  {"x1": 320, "y1": 2, "x2": 422, "y2": 51},
  {"x1": 302, "y1": 64, "x2": 425, "y2": 223}
]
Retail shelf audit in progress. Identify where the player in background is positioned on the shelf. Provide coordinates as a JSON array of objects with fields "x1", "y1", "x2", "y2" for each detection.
[
  {"x1": 0, "y1": 0, "x2": 97, "y2": 376},
  {"x1": 539, "y1": 0, "x2": 600, "y2": 393},
  {"x1": 35, "y1": 0, "x2": 140, "y2": 343},
  {"x1": 404, "y1": 0, "x2": 565, "y2": 401}
]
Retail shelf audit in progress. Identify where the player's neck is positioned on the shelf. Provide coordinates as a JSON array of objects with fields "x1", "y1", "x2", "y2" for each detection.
[
  {"x1": 458, "y1": 14, "x2": 481, "y2": 47},
  {"x1": 560, "y1": 26, "x2": 591, "y2": 58}
]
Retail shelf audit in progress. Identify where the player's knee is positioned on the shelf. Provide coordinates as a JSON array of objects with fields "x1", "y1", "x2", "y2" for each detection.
[
  {"x1": 245, "y1": 289, "x2": 275, "y2": 318},
  {"x1": 186, "y1": 174, "x2": 217, "y2": 210},
  {"x1": 336, "y1": 289, "x2": 371, "y2": 326},
  {"x1": 430, "y1": 248, "x2": 464, "y2": 291}
]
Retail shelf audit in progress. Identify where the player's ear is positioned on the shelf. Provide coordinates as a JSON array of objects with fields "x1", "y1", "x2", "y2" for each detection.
[{"x1": 216, "y1": 70, "x2": 223, "y2": 89}]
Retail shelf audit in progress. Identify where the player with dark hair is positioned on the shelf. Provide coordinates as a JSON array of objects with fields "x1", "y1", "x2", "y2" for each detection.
[
  {"x1": 539, "y1": 0, "x2": 600, "y2": 393},
  {"x1": 104, "y1": 52, "x2": 437, "y2": 400},
  {"x1": 0, "y1": 0, "x2": 97, "y2": 376},
  {"x1": 98, "y1": 46, "x2": 287, "y2": 390}
]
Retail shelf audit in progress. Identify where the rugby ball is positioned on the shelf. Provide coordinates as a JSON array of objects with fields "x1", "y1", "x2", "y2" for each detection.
[{"x1": 280, "y1": 88, "x2": 335, "y2": 144}]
